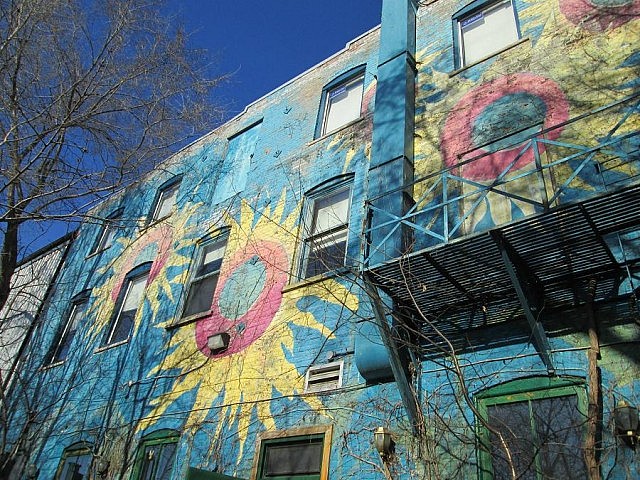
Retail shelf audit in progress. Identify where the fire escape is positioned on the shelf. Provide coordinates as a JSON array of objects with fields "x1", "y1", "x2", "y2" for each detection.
[{"x1": 363, "y1": 94, "x2": 640, "y2": 375}]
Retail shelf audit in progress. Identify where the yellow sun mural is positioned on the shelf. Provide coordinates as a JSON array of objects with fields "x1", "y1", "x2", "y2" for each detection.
[{"x1": 132, "y1": 190, "x2": 360, "y2": 461}]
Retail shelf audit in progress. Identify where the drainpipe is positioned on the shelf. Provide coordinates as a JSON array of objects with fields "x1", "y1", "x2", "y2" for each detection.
[
  {"x1": 356, "y1": 0, "x2": 419, "y2": 428},
  {"x1": 367, "y1": 0, "x2": 417, "y2": 265}
]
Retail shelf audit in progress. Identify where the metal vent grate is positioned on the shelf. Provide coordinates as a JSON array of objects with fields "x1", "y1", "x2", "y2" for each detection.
[{"x1": 305, "y1": 362, "x2": 343, "y2": 393}]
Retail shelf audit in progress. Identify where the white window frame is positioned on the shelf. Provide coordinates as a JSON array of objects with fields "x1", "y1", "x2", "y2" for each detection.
[
  {"x1": 299, "y1": 183, "x2": 352, "y2": 279},
  {"x1": 104, "y1": 269, "x2": 148, "y2": 345},
  {"x1": 92, "y1": 209, "x2": 122, "y2": 253},
  {"x1": 49, "y1": 297, "x2": 88, "y2": 364},
  {"x1": 179, "y1": 232, "x2": 228, "y2": 321},
  {"x1": 457, "y1": 0, "x2": 519, "y2": 68},
  {"x1": 151, "y1": 180, "x2": 180, "y2": 222},
  {"x1": 321, "y1": 74, "x2": 364, "y2": 136}
]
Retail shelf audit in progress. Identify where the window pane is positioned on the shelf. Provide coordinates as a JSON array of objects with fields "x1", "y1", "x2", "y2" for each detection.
[
  {"x1": 141, "y1": 442, "x2": 177, "y2": 480},
  {"x1": 154, "y1": 183, "x2": 179, "y2": 220},
  {"x1": 109, "y1": 273, "x2": 147, "y2": 343},
  {"x1": 52, "y1": 301, "x2": 87, "y2": 362},
  {"x1": 461, "y1": 0, "x2": 518, "y2": 66},
  {"x1": 487, "y1": 401, "x2": 537, "y2": 480},
  {"x1": 263, "y1": 440, "x2": 323, "y2": 476},
  {"x1": 198, "y1": 241, "x2": 226, "y2": 277},
  {"x1": 154, "y1": 443, "x2": 177, "y2": 480},
  {"x1": 305, "y1": 228, "x2": 348, "y2": 277},
  {"x1": 182, "y1": 275, "x2": 218, "y2": 317},
  {"x1": 59, "y1": 453, "x2": 92, "y2": 480},
  {"x1": 323, "y1": 76, "x2": 364, "y2": 134},
  {"x1": 534, "y1": 395, "x2": 587, "y2": 477},
  {"x1": 312, "y1": 189, "x2": 350, "y2": 235}
]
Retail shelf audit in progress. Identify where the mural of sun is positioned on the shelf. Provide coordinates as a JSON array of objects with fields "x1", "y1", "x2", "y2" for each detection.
[{"x1": 136, "y1": 190, "x2": 359, "y2": 461}]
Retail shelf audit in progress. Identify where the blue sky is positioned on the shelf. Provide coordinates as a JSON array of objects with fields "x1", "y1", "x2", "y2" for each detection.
[
  {"x1": 18, "y1": 2, "x2": 383, "y2": 257},
  {"x1": 175, "y1": 1, "x2": 383, "y2": 119}
]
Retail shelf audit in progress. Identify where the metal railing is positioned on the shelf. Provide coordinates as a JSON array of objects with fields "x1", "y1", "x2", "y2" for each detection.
[{"x1": 364, "y1": 94, "x2": 640, "y2": 266}]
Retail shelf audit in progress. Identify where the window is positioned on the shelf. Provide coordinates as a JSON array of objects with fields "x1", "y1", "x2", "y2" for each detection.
[
  {"x1": 103, "y1": 263, "x2": 150, "y2": 345},
  {"x1": 150, "y1": 177, "x2": 181, "y2": 222},
  {"x1": 48, "y1": 291, "x2": 90, "y2": 364},
  {"x1": 305, "y1": 362, "x2": 343, "y2": 393},
  {"x1": 316, "y1": 67, "x2": 365, "y2": 137},
  {"x1": 454, "y1": 0, "x2": 519, "y2": 68},
  {"x1": 252, "y1": 426, "x2": 332, "y2": 480},
  {"x1": 212, "y1": 121, "x2": 262, "y2": 205},
  {"x1": 133, "y1": 430, "x2": 179, "y2": 480},
  {"x1": 92, "y1": 208, "x2": 123, "y2": 253},
  {"x1": 299, "y1": 180, "x2": 352, "y2": 278},
  {"x1": 55, "y1": 443, "x2": 92, "y2": 480},
  {"x1": 181, "y1": 232, "x2": 228, "y2": 320},
  {"x1": 476, "y1": 377, "x2": 588, "y2": 480}
]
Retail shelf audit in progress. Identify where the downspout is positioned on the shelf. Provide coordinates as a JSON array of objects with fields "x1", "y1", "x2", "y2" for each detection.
[
  {"x1": 355, "y1": 0, "x2": 419, "y2": 427},
  {"x1": 584, "y1": 279, "x2": 602, "y2": 480}
]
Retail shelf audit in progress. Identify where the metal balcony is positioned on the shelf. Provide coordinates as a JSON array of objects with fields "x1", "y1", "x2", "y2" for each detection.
[{"x1": 363, "y1": 94, "x2": 640, "y2": 363}]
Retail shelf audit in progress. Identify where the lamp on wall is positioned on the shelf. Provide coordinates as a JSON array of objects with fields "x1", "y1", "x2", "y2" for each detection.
[
  {"x1": 207, "y1": 332, "x2": 230, "y2": 354},
  {"x1": 25, "y1": 463, "x2": 38, "y2": 479},
  {"x1": 374, "y1": 427, "x2": 395, "y2": 459},
  {"x1": 614, "y1": 401, "x2": 639, "y2": 448},
  {"x1": 95, "y1": 458, "x2": 109, "y2": 478}
]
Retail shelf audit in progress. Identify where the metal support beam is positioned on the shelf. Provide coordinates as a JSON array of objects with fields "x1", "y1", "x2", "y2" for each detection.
[
  {"x1": 491, "y1": 231, "x2": 555, "y2": 374},
  {"x1": 362, "y1": 272, "x2": 421, "y2": 433}
]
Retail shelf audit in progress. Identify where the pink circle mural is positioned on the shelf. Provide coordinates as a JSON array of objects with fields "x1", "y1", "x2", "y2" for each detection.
[
  {"x1": 195, "y1": 240, "x2": 289, "y2": 358},
  {"x1": 560, "y1": 0, "x2": 640, "y2": 31},
  {"x1": 110, "y1": 224, "x2": 173, "y2": 301},
  {"x1": 441, "y1": 74, "x2": 569, "y2": 181}
]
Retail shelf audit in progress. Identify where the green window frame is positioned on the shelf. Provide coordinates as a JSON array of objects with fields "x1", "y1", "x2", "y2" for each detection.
[
  {"x1": 133, "y1": 429, "x2": 180, "y2": 480},
  {"x1": 252, "y1": 426, "x2": 332, "y2": 480},
  {"x1": 55, "y1": 442, "x2": 93, "y2": 480},
  {"x1": 475, "y1": 376, "x2": 588, "y2": 480}
]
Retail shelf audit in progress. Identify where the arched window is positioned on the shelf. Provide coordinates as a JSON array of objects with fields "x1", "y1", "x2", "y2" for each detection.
[
  {"x1": 103, "y1": 262, "x2": 152, "y2": 345},
  {"x1": 55, "y1": 442, "x2": 93, "y2": 480},
  {"x1": 133, "y1": 429, "x2": 179, "y2": 480},
  {"x1": 476, "y1": 376, "x2": 587, "y2": 479}
]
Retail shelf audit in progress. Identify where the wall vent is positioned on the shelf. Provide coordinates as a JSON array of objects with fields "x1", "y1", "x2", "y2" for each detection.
[{"x1": 304, "y1": 361, "x2": 343, "y2": 393}]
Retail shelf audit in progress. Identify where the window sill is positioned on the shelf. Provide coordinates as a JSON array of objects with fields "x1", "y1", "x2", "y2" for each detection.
[
  {"x1": 166, "y1": 310, "x2": 212, "y2": 330},
  {"x1": 449, "y1": 37, "x2": 530, "y2": 77},
  {"x1": 41, "y1": 360, "x2": 66, "y2": 371},
  {"x1": 142, "y1": 213, "x2": 174, "y2": 231},
  {"x1": 94, "y1": 338, "x2": 129, "y2": 353},
  {"x1": 85, "y1": 247, "x2": 110, "y2": 259},
  {"x1": 284, "y1": 266, "x2": 352, "y2": 293},
  {"x1": 307, "y1": 117, "x2": 365, "y2": 147}
]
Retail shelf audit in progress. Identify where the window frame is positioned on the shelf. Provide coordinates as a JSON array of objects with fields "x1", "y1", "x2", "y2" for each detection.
[
  {"x1": 102, "y1": 262, "x2": 151, "y2": 346},
  {"x1": 314, "y1": 66, "x2": 366, "y2": 138},
  {"x1": 177, "y1": 229, "x2": 229, "y2": 324},
  {"x1": 297, "y1": 176, "x2": 354, "y2": 280},
  {"x1": 47, "y1": 290, "x2": 91, "y2": 365},
  {"x1": 149, "y1": 176, "x2": 182, "y2": 223},
  {"x1": 132, "y1": 429, "x2": 180, "y2": 480},
  {"x1": 452, "y1": 0, "x2": 521, "y2": 69},
  {"x1": 54, "y1": 442, "x2": 93, "y2": 480},
  {"x1": 475, "y1": 376, "x2": 588, "y2": 480},
  {"x1": 251, "y1": 425, "x2": 332, "y2": 480},
  {"x1": 91, "y1": 208, "x2": 123, "y2": 254}
]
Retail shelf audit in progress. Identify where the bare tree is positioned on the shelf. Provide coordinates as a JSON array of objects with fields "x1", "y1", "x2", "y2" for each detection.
[{"x1": 0, "y1": 0, "x2": 227, "y2": 311}]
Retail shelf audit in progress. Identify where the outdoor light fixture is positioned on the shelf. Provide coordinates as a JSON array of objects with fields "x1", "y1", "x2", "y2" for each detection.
[
  {"x1": 96, "y1": 458, "x2": 109, "y2": 478},
  {"x1": 374, "y1": 427, "x2": 395, "y2": 458},
  {"x1": 614, "y1": 401, "x2": 639, "y2": 448},
  {"x1": 25, "y1": 464, "x2": 38, "y2": 479},
  {"x1": 207, "y1": 332, "x2": 230, "y2": 353}
]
